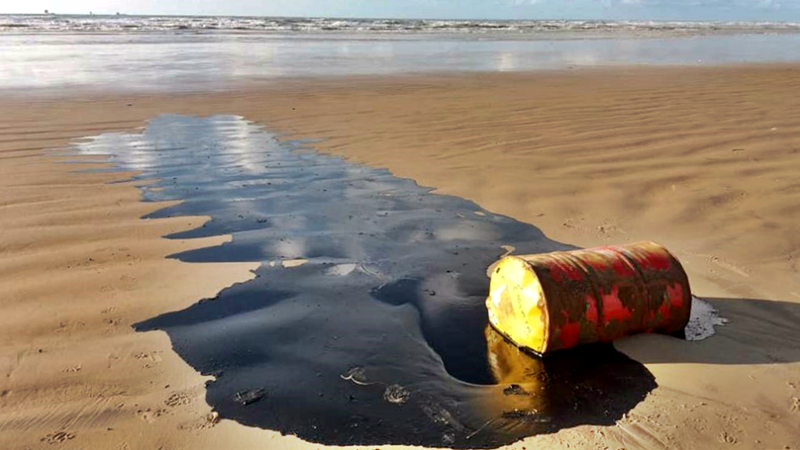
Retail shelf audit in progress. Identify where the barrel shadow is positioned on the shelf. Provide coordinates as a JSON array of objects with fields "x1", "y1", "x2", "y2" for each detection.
[{"x1": 617, "y1": 296, "x2": 800, "y2": 366}]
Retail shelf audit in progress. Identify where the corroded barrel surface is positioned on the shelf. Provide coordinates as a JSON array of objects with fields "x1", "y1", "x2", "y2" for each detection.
[{"x1": 486, "y1": 241, "x2": 691, "y2": 355}]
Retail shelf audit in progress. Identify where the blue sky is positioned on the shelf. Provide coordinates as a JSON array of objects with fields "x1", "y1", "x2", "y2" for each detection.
[{"x1": 2, "y1": 0, "x2": 799, "y2": 21}]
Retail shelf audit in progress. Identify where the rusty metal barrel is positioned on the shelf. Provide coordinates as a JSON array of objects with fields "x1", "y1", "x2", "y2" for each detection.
[{"x1": 485, "y1": 241, "x2": 691, "y2": 355}]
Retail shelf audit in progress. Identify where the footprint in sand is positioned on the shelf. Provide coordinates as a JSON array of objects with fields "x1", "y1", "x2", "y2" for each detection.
[
  {"x1": 718, "y1": 431, "x2": 738, "y2": 444},
  {"x1": 178, "y1": 412, "x2": 220, "y2": 431},
  {"x1": 133, "y1": 351, "x2": 163, "y2": 368},
  {"x1": 40, "y1": 431, "x2": 76, "y2": 444},
  {"x1": 165, "y1": 392, "x2": 192, "y2": 408},
  {"x1": 137, "y1": 408, "x2": 167, "y2": 423}
]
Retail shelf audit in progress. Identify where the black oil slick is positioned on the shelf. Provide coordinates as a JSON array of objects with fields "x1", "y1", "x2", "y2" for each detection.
[{"x1": 72, "y1": 115, "x2": 655, "y2": 448}]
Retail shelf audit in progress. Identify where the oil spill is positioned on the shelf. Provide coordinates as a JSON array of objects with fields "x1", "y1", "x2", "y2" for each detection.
[{"x1": 71, "y1": 115, "x2": 656, "y2": 448}]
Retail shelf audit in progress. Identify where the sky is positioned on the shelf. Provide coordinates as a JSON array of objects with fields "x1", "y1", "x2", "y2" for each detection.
[{"x1": 1, "y1": 0, "x2": 799, "y2": 21}]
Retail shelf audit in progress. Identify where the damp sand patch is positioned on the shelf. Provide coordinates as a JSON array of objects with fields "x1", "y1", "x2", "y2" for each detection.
[{"x1": 69, "y1": 114, "x2": 663, "y2": 448}]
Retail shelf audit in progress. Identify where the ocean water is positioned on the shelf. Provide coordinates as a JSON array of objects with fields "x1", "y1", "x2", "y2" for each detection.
[
  {"x1": 3, "y1": 15, "x2": 800, "y2": 93},
  {"x1": 4, "y1": 14, "x2": 800, "y2": 34}
]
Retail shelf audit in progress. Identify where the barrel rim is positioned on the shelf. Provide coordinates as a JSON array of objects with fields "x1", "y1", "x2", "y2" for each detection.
[
  {"x1": 487, "y1": 321, "x2": 616, "y2": 359},
  {"x1": 487, "y1": 320, "x2": 545, "y2": 358}
]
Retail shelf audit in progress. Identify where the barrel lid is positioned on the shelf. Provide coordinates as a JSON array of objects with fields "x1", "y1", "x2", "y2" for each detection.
[{"x1": 486, "y1": 255, "x2": 550, "y2": 355}]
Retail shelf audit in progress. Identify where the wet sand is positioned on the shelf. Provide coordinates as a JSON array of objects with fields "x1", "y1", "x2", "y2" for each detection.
[
  {"x1": 5, "y1": 33, "x2": 800, "y2": 93},
  {"x1": 2, "y1": 64, "x2": 800, "y2": 449}
]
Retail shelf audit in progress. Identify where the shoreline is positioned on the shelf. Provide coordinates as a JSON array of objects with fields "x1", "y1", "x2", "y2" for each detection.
[
  {"x1": 2, "y1": 63, "x2": 800, "y2": 449},
  {"x1": 2, "y1": 61, "x2": 797, "y2": 99}
]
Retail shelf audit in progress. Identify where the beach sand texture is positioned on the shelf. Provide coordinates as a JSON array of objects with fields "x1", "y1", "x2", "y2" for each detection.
[{"x1": 2, "y1": 65, "x2": 800, "y2": 449}]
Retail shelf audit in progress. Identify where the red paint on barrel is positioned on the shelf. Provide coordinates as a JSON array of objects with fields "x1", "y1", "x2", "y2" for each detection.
[
  {"x1": 559, "y1": 321, "x2": 581, "y2": 348},
  {"x1": 609, "y1": 254, "x2": 635, "y2": 277},
  {"x1": 668, "y1": 283, "x2": 685, "y2": 308},
  {"x1": 658, "y1": 299, "x2": 673, "y2": 320},
  {"x1": 601, "y1": 285, "x2": 632, "y2": 323},
  {"x1": 549, "y1": 259, "x2": 583, "y2": 283},
  {"x1": 585, "y1": 256, "x2": 611, "y2": 274},
  {"x1": 637, "y1": 251, "x2": 672, "y2": 271}
]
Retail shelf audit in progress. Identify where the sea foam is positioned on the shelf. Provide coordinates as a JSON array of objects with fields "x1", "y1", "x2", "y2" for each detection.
[{"x1": 2, "y1": 14, "x2": 800, "y2": 35}]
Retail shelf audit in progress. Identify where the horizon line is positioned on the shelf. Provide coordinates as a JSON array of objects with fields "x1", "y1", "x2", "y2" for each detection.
[{"x1": 0, "y1": 12, "x2": 797, "y2": 24}]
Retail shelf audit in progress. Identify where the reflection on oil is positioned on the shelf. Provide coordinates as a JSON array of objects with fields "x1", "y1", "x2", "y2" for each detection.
[
  {"x1": 482, "y1": 326, "x2": 654, "y2": 438},
  {"x1": 485, "y1": 327, "x2": 547, "y2": 427},
  {"x1": 71, "y1": 115, "x2": 655, "y2": 448}
]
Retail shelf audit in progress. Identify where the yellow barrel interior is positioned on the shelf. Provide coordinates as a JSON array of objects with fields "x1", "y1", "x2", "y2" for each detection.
[{"x1": 486, "y1": 256, "x2": 550, "y2": 355}]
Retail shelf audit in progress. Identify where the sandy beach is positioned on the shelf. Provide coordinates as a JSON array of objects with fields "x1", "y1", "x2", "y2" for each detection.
[{"x1": 2, "y1": 63, "x2": 800, "y2": 449}]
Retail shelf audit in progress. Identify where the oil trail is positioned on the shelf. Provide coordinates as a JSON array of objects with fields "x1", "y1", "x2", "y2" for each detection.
[{"x1": 71, "y1": 115, "x2": 656, "y2": 448}]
